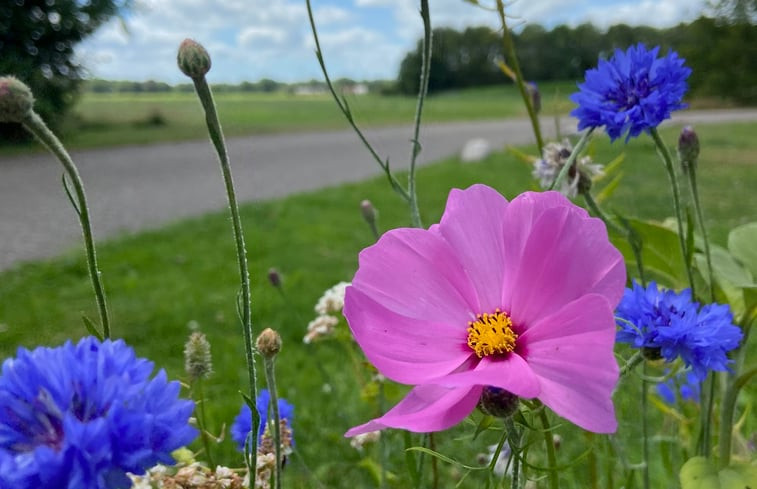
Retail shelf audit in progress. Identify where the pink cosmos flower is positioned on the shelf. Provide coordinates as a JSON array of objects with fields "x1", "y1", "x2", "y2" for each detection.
[{"x1": 344, "y1": 185, "x2": 626, "y2": 436}]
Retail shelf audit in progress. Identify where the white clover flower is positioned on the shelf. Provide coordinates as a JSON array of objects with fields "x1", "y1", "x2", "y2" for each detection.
[
  {"x1": 532, "y1": 139, "x2": 603, "y2": 198},
  {"x1": 350, "y1": 430, "x2": 381, "y2": 452},
  {"x1": 314, "y1": 281, "x2": 350, "y2": 315},
  {"x1": 304, "y1": 314, "x2": 339, "y2": 344}
]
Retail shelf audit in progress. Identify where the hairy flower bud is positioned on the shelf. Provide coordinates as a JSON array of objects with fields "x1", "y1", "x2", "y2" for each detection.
[
  {"x1": 0, "y1": 76, "x2": 34, "y2": 123},
  {"x1": 478, "y1": 386, "x2": 519, "y2": 418},
  {"x1": 256, "y1": 328, "x2": 282, "y2": 358},
  {"x1": 678, "y1": 125, "x2": 700, "y2": 171},
  {"x1": 184, "y1": 332, "x2": 213, "y2": 381},
  {"x1": 177, "y1": 39, "x2": 211, "y2": 79},
  {"x1": 360, "y1": 200, "x2": 376, "y2": 225},
  {"x1": 267, "y1": 268, "x2": 282, "y2": 288}
]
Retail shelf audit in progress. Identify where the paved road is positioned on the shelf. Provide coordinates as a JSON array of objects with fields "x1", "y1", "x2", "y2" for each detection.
[{"x1": 2, "y1": 109, "x2": 756, "y2": 270}]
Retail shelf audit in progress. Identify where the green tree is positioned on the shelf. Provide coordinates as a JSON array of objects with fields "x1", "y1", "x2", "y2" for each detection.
[
  {"x1": 0, "y1": 0, "x2": 132, "y2": 141},
  {"x1": 709, "y1": 0, "x2": 757, "y2": 23}
]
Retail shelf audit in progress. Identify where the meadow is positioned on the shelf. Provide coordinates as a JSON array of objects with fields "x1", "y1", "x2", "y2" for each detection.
[
  {"x1": 0, "y1": 118, "x2": 755, "y2": 488},
  {"x1": 0, "y1": 82, "x2": 575, "y2": 155}
]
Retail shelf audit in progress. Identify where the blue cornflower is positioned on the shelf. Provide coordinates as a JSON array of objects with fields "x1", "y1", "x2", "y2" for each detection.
[
  {"x1": 656, "y1": 370, "x2": 701, "y2": 405},
  {"x1": 615, "y1": 281, "x2": 743, "y2": 380},
  {"x1": 231, "y1": 389, "x2": 294, "y2": 452},
  {"x1": 571, "y1": 43, "x2": 691, "y2": 141},
  {"x1": 0, "y1": 337, "x2": 197, "y2": 489}
]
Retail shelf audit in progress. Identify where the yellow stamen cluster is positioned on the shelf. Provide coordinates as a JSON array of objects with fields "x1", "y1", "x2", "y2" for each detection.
[{"x1": 467, "y1": 309, "x2": 518, "y2": 358}]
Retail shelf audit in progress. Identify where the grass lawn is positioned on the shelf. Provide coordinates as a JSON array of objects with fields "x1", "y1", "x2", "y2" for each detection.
[
  {"x1": 0, "y1": 121, "x2": 755, "y2": 487},
  {"x1": 0, "y1": 82, "x2": 574, "y2": 155}
]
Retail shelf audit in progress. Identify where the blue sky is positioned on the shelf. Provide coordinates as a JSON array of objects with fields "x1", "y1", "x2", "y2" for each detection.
[{"x1": 76, "y1": 0, "x2": 707, "y2": 83}]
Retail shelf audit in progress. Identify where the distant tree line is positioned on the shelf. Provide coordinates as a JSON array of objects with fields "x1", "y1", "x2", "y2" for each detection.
[
  {"x1": 397, "y1": 17, "x2": 757, "y2": 103},
  {"x1": 83, "y1": 78, "x2": 393, "y2": 94}
]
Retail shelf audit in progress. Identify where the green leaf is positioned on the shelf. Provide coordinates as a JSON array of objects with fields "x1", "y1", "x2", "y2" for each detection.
[
  {"x1": 473, "y1": 414, "x2": 496, "y2": 441},
  {"x1": 405, "y1": 446, "x2": 488, "y2": 471},
  {"x1": 594, "y1": 172, "x2": 623, "y2": 204},
  {"x1": 81, "y1": 314, "x2": 104, "y2": 341},
  {"x1": 611, "y1": 218, "x2": 688, "y2": 287},
  {"x1": 729, "y1": 222, "x2": 757, "y2": 279},
  {"x1": 680, "y1": 456, "x2": 757, "y2": 489}
]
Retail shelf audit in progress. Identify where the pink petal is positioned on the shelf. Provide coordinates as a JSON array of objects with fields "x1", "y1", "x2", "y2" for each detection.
[
  {"x1": 352, "y1": 227, "x2": 479, "y2": 325},
  {"x1": 430, "y1": 353, "x2": 540, "y2": 398},
  {"x1": 344, "y1": 384, "x2": 482, "y2": 437},
  {"x1": 437, "y1": 185, "x2": 510, "y2": 312},
  {"x1": 520, "y1": 294, "x2": 619, "y2": 433},
  {"x1": 344, "y1": 287, "x2": 472, "y2": 384},
  {"x1": 505, "y1": 203, "x2": 625, "y2": 328}
]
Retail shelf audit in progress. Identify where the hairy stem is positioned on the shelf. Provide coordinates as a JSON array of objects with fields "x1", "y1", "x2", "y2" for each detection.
[
  {"x1": 190, "y1": 76, "x2": 259, "y2": 477},
  {"x1": 263, "y1": 357, "x2": 282, "y2": 489},
  {"x1": 23, "y1": 111, "x2": 111, "y2": 338},
  {"x1": 407, "y1": 0, "x2": 431, "y2": 229},
  {"x1": 538, "y1": 409, "x2": 560, "y2": 489}
]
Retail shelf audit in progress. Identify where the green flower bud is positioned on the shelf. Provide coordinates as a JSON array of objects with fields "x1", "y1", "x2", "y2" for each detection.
[
  {"x1": 0, "y1": 76, "x2": 34, "y2": 123},
  {"x1": 678, "y1": 125, "x2": 700, "y2": 172},
  {"x1": 177, "y1": 39, "x2": 211, "y2": 79},
  {"x1": 256, "y1": 328, "x2": 282, "y2": 358}
]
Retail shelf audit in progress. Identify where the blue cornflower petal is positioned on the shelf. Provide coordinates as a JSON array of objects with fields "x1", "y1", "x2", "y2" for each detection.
[
  {"x1": 0, "y1": 337, "x2": 197, "y2": 489},
  {"x1": 231, "y1": 389, "x2": 295, "y2": 452},
  {"x1": 571, "y1": 43, "x2": 691, "y2": 141},
  {"x1": 656, "y1": 371, "x2": 701, "y2": 404},
  {"x1": 615, "y1": 281, "x2": 743, "y2": 379}
]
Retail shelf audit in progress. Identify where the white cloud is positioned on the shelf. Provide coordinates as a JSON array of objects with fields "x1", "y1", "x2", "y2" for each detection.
[{"x1": 75, "y1": 0, "x2": 706, "y2": 82}]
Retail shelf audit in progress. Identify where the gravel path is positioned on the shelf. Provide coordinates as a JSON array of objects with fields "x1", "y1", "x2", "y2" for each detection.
[{"x1": 2, "y1": 109, "x2": 756, "y2": 270}]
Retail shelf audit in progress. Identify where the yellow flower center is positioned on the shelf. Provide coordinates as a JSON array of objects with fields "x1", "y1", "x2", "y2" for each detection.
[{"x1": 466, "y1": 309, "x2": 518, "y2": 358}]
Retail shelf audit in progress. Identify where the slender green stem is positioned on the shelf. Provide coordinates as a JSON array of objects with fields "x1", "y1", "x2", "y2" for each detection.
[
  {"x1": 686, "y1": 169, "x2": 714, "y2": 301},
  {"x1": 190, "y1": 76, "x2": 259, "y2": 478},
  {"x1": 503, "y1": 417, "x2": 522, "y2": 489},
  {"x1": 195, "y1": 379, "x2": 215, "y2": 467},
  {"x1": 649, "y1": 128, "x2": 696, "y2": 295},
  {"x1": 263, "y1": 357, "x2": 282, "y2": 489},
  {"x1": 495, "y1": 0, "x2": 544, "y2": 154},
  {"x1": 378, "y1": 379, "x2": 387, "y2": 489},
  {"x1": 620, "y1": 351, "x2": 645, "y2": 377},
  {"x1": 719, "y1": 366, "x2": 757, "y2": 467},
  {"x1": 305, "y1": 0, "x2": 411, "y2": 205},
  {"x1": 700, "y1": 374, "x2": 716, "y2": 457},
  {"x1": 407, "y1": 0, "x2": 431, "y2": 229},
  {"x1": 429, "y1": 432, "x2": 438, "y2": 489},
  {"x1": 538, "y1": 409, "x2": 559, "y2": 489},
  {"x1": 550, "y1": 129, "x2": 594, "y2": 191},
  {"x1": 641, "y1": 362, "x2": 650, "y2": 489},
  {"x1": 22, "y1": 111, "x2": 111, "y2": 338}
]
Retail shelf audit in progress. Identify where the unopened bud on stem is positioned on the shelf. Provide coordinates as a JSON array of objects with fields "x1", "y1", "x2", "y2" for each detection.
[
  {"x1": 177, "y1": 39, "x2": 211, "y2": 79},
  {"x1": 360, "y1": 200, "x2": 376, "y2": 225},
  {"x1": 678, "y1": 125, "x2": 700, "y2": 172},
  {"x1": 267, "y1": 268, "x2": 282, "y2": 288},
  {"x1": 256, "y1": 328, "x2": 282, "y2": 358},
  {"x1": 0, "y1": 76, "x2": 34, "y2": 123}
]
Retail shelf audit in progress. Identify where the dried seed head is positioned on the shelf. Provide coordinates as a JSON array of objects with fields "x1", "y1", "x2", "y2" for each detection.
[
  {"x1": 256, "y1": 328, "x2": 282, "y2": 358},
  {"x1": 184, "y1": 332, "x2": 213, "y2": 381}
]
